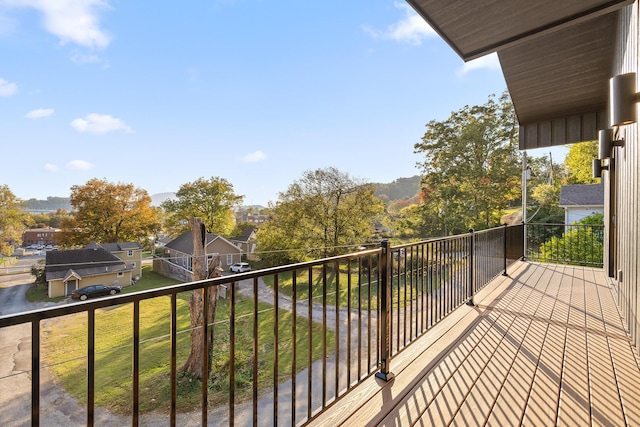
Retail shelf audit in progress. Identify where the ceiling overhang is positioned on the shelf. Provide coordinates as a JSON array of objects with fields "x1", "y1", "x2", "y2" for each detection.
[{"x1": 407, "y1": 0, "x2": 633, "y2": 149}]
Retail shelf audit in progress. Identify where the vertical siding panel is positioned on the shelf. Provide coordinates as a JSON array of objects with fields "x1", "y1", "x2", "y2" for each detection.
[
  {"x1": 612, "y1": 3, "x2": 639, "y2": 351},
  {"x1": 627, "y1": 3, "x2": 637, "y2": 350},
  {"x1": 631, "y1": 3, "x2": 639, "y2": 351}
]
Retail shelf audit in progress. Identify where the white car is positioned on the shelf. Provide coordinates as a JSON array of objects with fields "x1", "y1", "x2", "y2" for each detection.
[{"x1": 229, "y1": 262, "x2": 251, "y2": 273}]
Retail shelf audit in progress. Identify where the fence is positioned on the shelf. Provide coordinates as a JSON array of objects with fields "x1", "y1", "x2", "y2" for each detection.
[
  {"x1": 525, "y1": 222, "x2": 604, "y2": 267},
  {"x1": 0, "y1": 225, "x2": 524, "y2": 426}
]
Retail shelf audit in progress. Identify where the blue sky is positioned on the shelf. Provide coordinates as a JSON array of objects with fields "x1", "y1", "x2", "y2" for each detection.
[{"x1": 0, "y1": 0, "x2": 565, "y2": 206}]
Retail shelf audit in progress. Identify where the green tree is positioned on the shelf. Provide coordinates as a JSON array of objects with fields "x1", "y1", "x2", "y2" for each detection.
[
  {"x1": 414, "y1": 92, "x2": 521, "y2": 235},
  {"x1": 565, "y1": 140, "x2": 599, "y2": 184},
  {"x1": 257, "y1": 167, "x2": 384, "y2": 265},
  {"x1": 28, "y1": 209, "x2": 73, "y2": 229},
  {"x1": 0, "y1": 185, "x2": 27, "y2": 255},
  {"x1": 59, "y1": 178, "x2": 159, "y2": 246},
  {"x1": 161, "y1": 177, "x2": 243, "y2": 237},
  {"x1": 30, "y1": 259, "x2": 47, "y2": 287},
  {"x1": 539, "y1": 213, "x2": 604, "y2": 265},
  {"x1": 525, "y1": 153, "x2": 566, "y2": 223}
]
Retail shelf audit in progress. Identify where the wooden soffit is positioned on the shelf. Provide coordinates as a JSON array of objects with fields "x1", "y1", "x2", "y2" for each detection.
[
  {"x1": 407, "y1": 0, "x2": 632, "y2": 149},
  {"x1": 406, "y1": 0, "x2": 631, "y2": 61}
]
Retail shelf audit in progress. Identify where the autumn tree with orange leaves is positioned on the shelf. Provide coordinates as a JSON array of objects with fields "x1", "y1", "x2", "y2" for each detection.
[{"x1": 59, "y1": 178, "x2": 160, "y2": 247}]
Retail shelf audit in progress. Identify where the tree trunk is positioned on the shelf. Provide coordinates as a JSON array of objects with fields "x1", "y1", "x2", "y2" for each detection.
[{"x1": 180, "y1": 217, "x2": 222, "y2": 380}]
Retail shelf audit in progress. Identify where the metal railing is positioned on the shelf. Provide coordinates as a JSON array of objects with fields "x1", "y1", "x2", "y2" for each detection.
[
  {"x1": 378, "y1": 224, "x2": 524, "y2": 369},
  {"x1": 525, "y1": 222, "x2": 604, "y2": 267},
  {"x1": 0, "y1": 225, "x2": 524, "y2": 426}
]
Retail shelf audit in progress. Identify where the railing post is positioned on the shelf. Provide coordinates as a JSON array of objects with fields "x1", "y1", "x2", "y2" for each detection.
[
  {"x1": 522, "y1": 221, "x2": 527, "y2": 261},
  {"x1": 467, "y1": 229, "x2": 475, "y2": 307},
  {"x1": 376, "y1": 240, "x2": 394, "y2": 382},
  {"x1": 503, "y1": 223, "x2": 509, "y2": 276}
]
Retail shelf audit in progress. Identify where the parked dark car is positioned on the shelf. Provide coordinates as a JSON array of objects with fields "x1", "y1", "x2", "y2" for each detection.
[{"x1": 71, "y1": 284, "x2": 122, "y2": 301}]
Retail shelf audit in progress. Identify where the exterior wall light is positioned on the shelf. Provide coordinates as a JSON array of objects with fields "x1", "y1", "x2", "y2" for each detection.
[
  {"x1": 610, "y1": 72, "x2": 639, "y2": 126},
  {"x1": 598, "y1": 128, "x2": 625, "y2": 159},
  {"x1": 593, "y1": 158, "x2": 607, "y2": 178}
]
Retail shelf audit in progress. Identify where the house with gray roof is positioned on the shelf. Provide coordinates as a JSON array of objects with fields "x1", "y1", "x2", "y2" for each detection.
[
  {"x1": 163, "y1": 231, "x2": 242, "y2": 279},
  {"x1": 45, "y1": 247, "x2": 134, "y2": 298},
  {"x1": 559, "y1": 183, "x2": 604, "y2": 224},
  {"x1": 86, "y1": 241, "x2": 144, "y2": 280},
  {"x1": 228, "y1": 226, "x2": 258, "y2": 261}
]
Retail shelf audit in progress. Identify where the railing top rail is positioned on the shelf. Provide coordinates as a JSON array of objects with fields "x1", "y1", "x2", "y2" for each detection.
[
  {"x1": 525, "y1": 222, "x2": 604, "y2": 227},
  {"x1": 392, "y1": 224, "x2": 523, "y2": 250}
]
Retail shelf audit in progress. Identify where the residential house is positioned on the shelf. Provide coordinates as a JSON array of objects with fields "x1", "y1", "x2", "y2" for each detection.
[
  {"x1": 162, "y1": 231, "x2": 242, "y2": 280},
  {"x1": 559, "y1": 183, "x2": 605, "y2": 224},
  {"x1": 22, "y1": 228, "x2": 60, "y2": 246},
  {"x1": 228, "y1": 226, "x2": 258, "y2": 260},
  {"x1": 86, "y1": 241, "x2": 144, "y2": 280},
  {"x1": 242, "y1": 212, "x2": 269, "y2": 224},
  {"x1": 45, "y1": 247, "x2": 133, "y2": 298}
]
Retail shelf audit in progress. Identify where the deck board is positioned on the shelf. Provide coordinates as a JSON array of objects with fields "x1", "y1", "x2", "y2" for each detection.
[{"x1": 309, "y1": 262, "x2": 640, "y2": 427}]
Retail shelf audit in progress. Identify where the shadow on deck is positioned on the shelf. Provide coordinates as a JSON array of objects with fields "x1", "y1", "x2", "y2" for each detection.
[{"x1": 310, "y1": 261, "x2": 640, "y2": 426}]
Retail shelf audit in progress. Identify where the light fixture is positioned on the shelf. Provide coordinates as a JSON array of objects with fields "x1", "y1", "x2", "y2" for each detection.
[
  {"x1": 598, "y1": 128, "x2": 625, "y2": 159},
  {"x1": 593, "y1": 158, "x2": 605, "y2": 178},
  {"x1": 610, "y1": 72, "x2": 639, "y2": 126},
  {"x1": 592, "y1": 158, "x2": 611, "y2": 179}
]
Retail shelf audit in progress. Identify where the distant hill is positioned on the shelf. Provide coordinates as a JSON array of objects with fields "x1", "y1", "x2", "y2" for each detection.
[
  {"x1": 23, "y1": 197, "x2": 72, "y2": 212},
  {"x1": 373, "y1": 175, "x2": 421, "y2": 202}
]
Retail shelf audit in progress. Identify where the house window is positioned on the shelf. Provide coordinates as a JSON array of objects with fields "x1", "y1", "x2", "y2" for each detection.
[
  {"x1": 131, "y1": 262, "x2": 136, "y2": 269},
  {"x1": 128, "y1": 250, "x2": 133, "y2": 257},
  {"x1": 226, "y1": 254, "x2": 233, "y2": 266},
  {"x1": 117, "y1": 272, "x2": 124, "y2": 278}
]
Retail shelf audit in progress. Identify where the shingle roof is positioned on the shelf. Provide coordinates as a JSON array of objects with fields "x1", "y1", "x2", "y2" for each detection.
[
  {"x1": 229, "y1": 226, "x2": 256, "y2": 243},
  {"x1": 86, "y1": 241, "x2": 142, "y2": 251},
  {"x1": 45, "y1": 247, "x2": 128, "y2": 281},
  {"x1": 165, "y1": 231, "x2": 238, "y2": 255},
  {"x1": 559, "y1": 183, "x2": 604, "y2": 207}
]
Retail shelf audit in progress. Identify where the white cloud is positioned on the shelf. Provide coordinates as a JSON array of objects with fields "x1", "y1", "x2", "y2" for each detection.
[
  {"x1": 0, "y1": 78, "x2": 17, "y2": 96},
  {"x1": 4, "y1": 0, "x2": 112, "y2": 49},
  {"x1": 70, "y1": 52, "x2": 104, "y2": 64},
  {"x1": 363, "y1": 2, "x2": 435, "y2": 46},
  {"x1": 44, "y1": 163, "x2": 59, "y2": 172},
  {"x1": 25, "y1": 108, "x2": 54, "y2": 119},
  {"x1": 66, "y1": 159, "x2": 94, "y2": 170},
  {"x1": 242, "y1": 150, "x2": 266, "y2": 163},
  {"x1": 458, "y1": 53, "x2": 501, "y2": 75},
  {"x1": 70, "y1": 113, "x2": 132, "y2": 134}
]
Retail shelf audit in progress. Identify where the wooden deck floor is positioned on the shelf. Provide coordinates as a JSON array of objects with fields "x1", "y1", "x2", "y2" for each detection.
[{"x1": 309, "y1": 261, "x2": 640, "y2": 427}]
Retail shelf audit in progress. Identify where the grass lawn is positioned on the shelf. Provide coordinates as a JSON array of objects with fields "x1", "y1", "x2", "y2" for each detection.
[
  {"x1": 40, "y1": 266, "x2": 334, "y2": 415},
  {"x1": 262, "y1": 262, "x2": 380, "y2": 310},
  {"x1": 261, "y1": 259, "x2": 462, "y2": 311}
]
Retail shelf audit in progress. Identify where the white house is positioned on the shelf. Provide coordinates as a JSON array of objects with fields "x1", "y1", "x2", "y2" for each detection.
[{"x1": 559, "y1": 183, "x2": 604, "y2": 224}]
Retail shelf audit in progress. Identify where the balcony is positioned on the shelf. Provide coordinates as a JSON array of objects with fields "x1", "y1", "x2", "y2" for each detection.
[
  {"x1": 1, "y1": 224, "x2": 638, "y2": 426},
  {"x1": 310, "y1": 261, "x2": 640, "y2": 426}
]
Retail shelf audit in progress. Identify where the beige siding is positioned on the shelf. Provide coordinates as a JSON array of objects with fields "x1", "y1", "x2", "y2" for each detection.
[
  {"x1": 48, "y1": 272, "x2": 132, "y2": 298},
  {"x1": 206, "y1": 239, "x2": 242, "y2": 268},
  {"x1": 112, "y1": 249, "x2": 143, "y2": 279}
]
